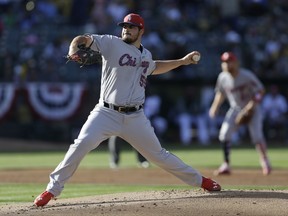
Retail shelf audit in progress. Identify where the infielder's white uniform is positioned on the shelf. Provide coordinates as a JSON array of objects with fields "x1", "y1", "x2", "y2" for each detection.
[
  {"x1": 216, "y1": 68, "x2": 265, "y2": 143},
  {"x1": 46, "y1": 35, "x2": 202, "y2": 196}
]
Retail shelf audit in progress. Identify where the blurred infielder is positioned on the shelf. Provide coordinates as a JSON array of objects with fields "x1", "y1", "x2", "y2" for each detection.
[
  {"x1": 209, "y1": 52, "x2": 272, "y2": 176},
  {"x1": 34, "y1": 13, "x2": 221, "y2": 207}
]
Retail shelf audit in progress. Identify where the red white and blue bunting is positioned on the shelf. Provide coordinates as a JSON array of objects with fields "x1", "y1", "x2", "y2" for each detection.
[
  {"x1": 26, "y1": 82, "x2": 86, "y2": 121},
  {"x1": 0, "y1": 83, "x2": 17, "y2": 120}
]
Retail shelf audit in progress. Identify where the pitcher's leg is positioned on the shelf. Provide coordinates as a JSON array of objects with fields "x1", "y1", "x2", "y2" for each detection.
[
  {"x1": 47, "y1": 108, "x2": 115, "y2": 196},
  {"x1": 47, "y1": 138, "x2": 99, "y2": 196},
  {"x1": 149, "y1": 147, "x2": 203, "y2": 186},
  {"x1": 122, "y1": 114, "x2": 202, "y2": 187}
]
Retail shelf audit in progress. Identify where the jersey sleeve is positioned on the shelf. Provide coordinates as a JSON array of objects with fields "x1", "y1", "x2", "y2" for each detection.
[
  {"x1": 89, "y1": 34, "x2": 114, "y2": 56},
  {"x1": 148, "y1": 56, "x2": 156, "y2": 75},
  {"x1": 246, "y1": 70, "x2": 264, "y2": 94}
]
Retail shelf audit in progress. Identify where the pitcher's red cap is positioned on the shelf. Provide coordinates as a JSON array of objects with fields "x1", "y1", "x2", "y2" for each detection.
[
  {"x1": 221, "y1": 52, "x2": 237, "y2": 62},
  {"x1": 118, "y1": 13, "x2": 144, "y2": 29}
]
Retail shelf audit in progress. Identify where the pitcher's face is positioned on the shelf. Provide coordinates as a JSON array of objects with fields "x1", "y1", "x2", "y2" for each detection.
[{"x1": 121, "y1": 24, "x2": 143, "y2": 44}]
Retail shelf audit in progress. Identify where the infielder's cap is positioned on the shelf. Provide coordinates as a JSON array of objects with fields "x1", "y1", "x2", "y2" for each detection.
[
  {"x1": 221, "y1": 52, "x2": 237, "y2": 62},
  {"x1": 118, "y1": 13, "x2": 144, "y2": 29}
]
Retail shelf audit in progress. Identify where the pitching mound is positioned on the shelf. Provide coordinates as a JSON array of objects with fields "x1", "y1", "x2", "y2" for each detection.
[{"x1": 1, "y1": 189, "x2": 288, "y2": 216}]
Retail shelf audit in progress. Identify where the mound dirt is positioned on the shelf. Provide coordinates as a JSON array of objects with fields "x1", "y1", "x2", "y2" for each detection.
[{"x1": 1, "y1": 189, "x2": 288, "y2": 216}]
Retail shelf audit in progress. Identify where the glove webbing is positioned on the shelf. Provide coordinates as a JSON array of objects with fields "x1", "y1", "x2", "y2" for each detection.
[{"x1": 65, "y1": 35, "x2": 95, "y2": 67}]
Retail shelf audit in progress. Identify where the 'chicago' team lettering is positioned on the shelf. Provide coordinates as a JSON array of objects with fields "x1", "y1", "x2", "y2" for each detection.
[
  {"x1": 119, "y1": 54, "x2": 150, "y2": 87},
  {"x1": 119, "y1": 54, "x2": 137, "y2": 66}
]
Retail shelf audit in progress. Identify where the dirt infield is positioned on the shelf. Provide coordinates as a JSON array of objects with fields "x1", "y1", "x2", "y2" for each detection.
[
  {"x1": 0, "y1": 139, "x2": 287, "y2": 215},
  {"x1": 0, "y1": 168, "x2": 287, "y2": 216}
]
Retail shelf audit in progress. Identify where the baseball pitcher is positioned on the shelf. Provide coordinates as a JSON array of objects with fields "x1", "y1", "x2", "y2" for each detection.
[{"x1": 34, "y1": 13, "x2": 221, "y2": 207}]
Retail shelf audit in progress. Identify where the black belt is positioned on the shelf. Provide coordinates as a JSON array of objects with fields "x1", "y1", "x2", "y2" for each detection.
[{"x1": 104, "y1": 102, "x2": 142, "y2": 113}]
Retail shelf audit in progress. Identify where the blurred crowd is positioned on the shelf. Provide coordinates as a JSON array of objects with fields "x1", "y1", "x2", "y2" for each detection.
[
  {"x1": 0, "y1": 0, "x2": 288, "y2": 143},
  {"x1": 1, "y1": 0, "x2": 288, "y2": 82}
]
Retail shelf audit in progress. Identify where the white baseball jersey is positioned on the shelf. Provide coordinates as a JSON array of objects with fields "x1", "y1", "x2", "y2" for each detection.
[
  {"x1": 216, "y1": 68, "x2": 264, "y2": 109},
  {"x1": 215, "y1": 68, "x2": 265, "y2": 143},
  {"x1": 90, "y1": 34, "x2": 156, "y2": 106}
]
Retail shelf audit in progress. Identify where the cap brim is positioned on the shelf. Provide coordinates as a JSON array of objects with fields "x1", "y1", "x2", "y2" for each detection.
[{"x1": 118, "y1": 22, "x2": 142, "y2": 28}]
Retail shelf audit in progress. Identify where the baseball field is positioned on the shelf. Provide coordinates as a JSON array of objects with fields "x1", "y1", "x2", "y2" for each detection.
[{"x1": 0, "y1": 138, "x2": 287, "y2": 216}]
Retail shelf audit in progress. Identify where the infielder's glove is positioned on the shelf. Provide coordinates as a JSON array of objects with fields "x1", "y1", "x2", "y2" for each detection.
[
  {"x1": 235, "y1": 108, "x2": 254, "y2": 125},
  {"x1": 66, "y1": 44, "x2": 102, "y2": 67}
]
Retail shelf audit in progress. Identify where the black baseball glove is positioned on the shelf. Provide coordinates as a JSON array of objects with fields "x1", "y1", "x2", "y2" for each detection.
[{"x1": 66, "y1": 44, "x2": 102, "y2": 67}]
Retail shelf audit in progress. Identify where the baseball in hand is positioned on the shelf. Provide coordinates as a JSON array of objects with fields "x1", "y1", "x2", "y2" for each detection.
[{"x1": 192, "y1": 54, "x2": 201, "y2": 62}]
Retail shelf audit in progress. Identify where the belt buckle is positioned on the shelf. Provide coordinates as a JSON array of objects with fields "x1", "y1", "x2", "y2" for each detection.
[{"x1": 118, "y1": 106, "x2": 127, "y2": 113}]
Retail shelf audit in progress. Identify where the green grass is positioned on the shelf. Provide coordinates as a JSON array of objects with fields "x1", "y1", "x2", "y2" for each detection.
[
  {"x1": 0, "y1": 183, "x2": 286, "y2": 204},
  {"x1": 0, "y1": 145, "x2": 287, "y2": 169},
  {"x1": 0, "y1": 183, "x2": 192, "y2": 203},
  {"x1": 0, "y1": 144, "x2": 287, "y2": 204}
]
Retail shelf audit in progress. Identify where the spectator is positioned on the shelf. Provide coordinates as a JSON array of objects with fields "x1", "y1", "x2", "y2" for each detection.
[
  {"x1": 174, "y1": 86, "x2": 210, "y2": 146},
  {"x1": 0, "y1": 17, "x2": 3, "y2": 37},
  {"x1": 144, "y1": 90, "x2": 168, "y2": 140},
  {"x1": 262, "y1": 85, "x2": 288, "y2": 140}
]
